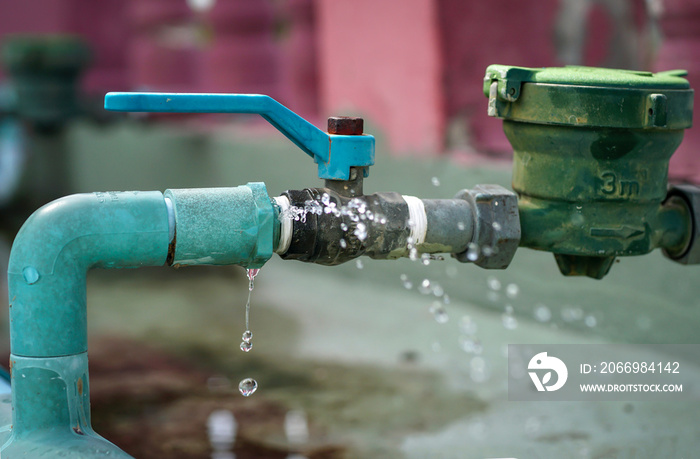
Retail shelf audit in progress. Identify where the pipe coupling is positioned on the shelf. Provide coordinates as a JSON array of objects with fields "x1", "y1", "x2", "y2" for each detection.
[{"x1": 453, "y1": 184, "x2": 521, "y2": 269}]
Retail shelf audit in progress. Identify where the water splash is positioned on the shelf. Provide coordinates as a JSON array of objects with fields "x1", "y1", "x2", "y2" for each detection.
[{"x1": 238, "y1": 378, "x2": 258, "y2": 397}]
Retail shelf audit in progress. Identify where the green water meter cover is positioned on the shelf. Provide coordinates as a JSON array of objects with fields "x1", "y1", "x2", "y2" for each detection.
[{"x1": 484, "y1": 65, "x2": 693, "y2": 129}]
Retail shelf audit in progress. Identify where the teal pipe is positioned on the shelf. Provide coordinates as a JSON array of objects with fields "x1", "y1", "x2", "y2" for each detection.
[{"x1": 3, "y1": 183, "x2": 277, "y2": 457}]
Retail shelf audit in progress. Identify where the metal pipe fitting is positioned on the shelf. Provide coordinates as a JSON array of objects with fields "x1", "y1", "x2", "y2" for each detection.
[{"x1": 275, "y1": 185, "x2": 520, "y2": 268}]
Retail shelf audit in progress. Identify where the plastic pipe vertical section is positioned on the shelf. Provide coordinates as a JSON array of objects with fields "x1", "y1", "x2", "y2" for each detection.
[
  {"x1": 165, "y1": 182, "x2": 276, "y2": 268},
  {"x1": 7, "y1": 191, "x2": 171, "y2": 358}
]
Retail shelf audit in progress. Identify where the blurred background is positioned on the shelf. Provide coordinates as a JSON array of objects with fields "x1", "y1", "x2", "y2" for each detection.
[{"x1": 0, "y1": 0, "x2": 699, "y2": 458}]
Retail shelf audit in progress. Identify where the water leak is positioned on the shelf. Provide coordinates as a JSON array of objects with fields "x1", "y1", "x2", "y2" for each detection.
[
  {"x1": 239, "y1": 268, "x2": 260, "y2": 395},
  {"x1": 238, "y1": 378, "x2": 258, "y2": 397},
  {"x1": 240, "y1": 268, "x2": 260, "y2": 353}
]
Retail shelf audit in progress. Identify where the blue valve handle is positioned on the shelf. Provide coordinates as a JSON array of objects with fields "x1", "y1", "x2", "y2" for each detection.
[{"x1": 104, "y1": 92, "x2": 374, "y2": 180}]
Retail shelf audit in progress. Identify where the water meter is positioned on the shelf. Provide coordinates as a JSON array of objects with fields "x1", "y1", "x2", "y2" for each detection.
[{"x1": 485, "y1": 65, "x2": 694, "y2": 278}]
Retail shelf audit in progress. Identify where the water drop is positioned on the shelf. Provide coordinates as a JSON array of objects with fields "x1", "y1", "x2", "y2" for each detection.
[
  {"x1": 354, "y1": 222, "x2": 368, "y2": 241},
  {"x1": 419, "y1": 279, "x2": 432, "y2": 294},
  {"x1": 400, "y1": 274, "x2": 413, "y2": 290},
  {"x1": 240, "y1": 341, "x2": 252, "y2": 352},
  {"x1": 482, "y1": 246, "x2": 494, "y2": 257},
  {"x1": 407, "y1": 218, "x2": 415, "y2": 228},
  {"x1": 457, "y1": 222, "x2": 465, "y2": 230},
  {"x1": 487, "y1": 276, "x2": 501, "y2": 291},
  {"x1": 409, "y1": 248, "x2": 419, "y2": 261},
  {"x1": 321, "y1": 193, "x2": 330, "y2": 205},
  {"x1": 459, "y1": 336, "x2": 482, "y2": 354},
  {"x1": 466, "y1": 243, "x2": 479, "y2": 261},
  {"x1": 431, "y1": 177, "x2": 441, "y2": 187},
  {"x1": 238, "y1": 378, "x2": 258, "y2": 396},
  {"x1": 505, "y1": 283, "x2": 519, "y2": 299},
  {"x1": 432, "y1": 283, "x2": 444, "y2": 297},
  {"x1": 340, "y1": 222, "x2": 348, "y2": 231},
  {"x1": 379, "y1": 217, "x2": 387, "y2": 224},
  {"x1": 502, "y1": 312, "x2": 518, "y2": 330},
  {"x1": 534, "y1": 304, "x2": 551, "y2": 322},
  {"x1": 429, "y1": 301, "x2": 449, "y2": 323},
  {"x1": 584, "y1": 315, "x2": 597, "y2": 327},
  {"x1": 421, "y1": 253, "x2": 431, "y2": 266},
  {"x1": 356, "y1": 259, "x2": 364, "y2": 269},
  {"x1": 492, "y1": 221, "x2": 502, "y2": 231},
  {"x1": 561, "y1": 306, "x2": 583, "y2": 322},
  {"x1": 339, "y1": 238, "x2": 347, "y2": 249},
  {"x1": 242, "y1": 330, "x2": 252, "y2": 342}
]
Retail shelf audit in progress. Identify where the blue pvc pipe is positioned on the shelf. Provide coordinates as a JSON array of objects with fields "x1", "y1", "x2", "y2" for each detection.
[{"x1": 3, "y1": 183, "x2": 277, "y2": 457}]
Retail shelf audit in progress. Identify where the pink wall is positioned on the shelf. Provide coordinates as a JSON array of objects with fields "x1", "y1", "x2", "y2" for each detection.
[{"x1": 315, "y1": 0, "x2": 445, "y2": 155}]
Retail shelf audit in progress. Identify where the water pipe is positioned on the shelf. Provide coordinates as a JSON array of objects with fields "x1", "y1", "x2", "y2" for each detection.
[
  {"x1": 3, "y1": 64, "x2": 698, "y2": 456},
  {"x1": 2, "y1": 184, "x2": 275, "y2": 457}
]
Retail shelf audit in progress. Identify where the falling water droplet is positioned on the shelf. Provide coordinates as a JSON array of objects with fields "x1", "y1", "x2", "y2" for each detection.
[
  {"x1": 339, "y1": 238, "x2": 347, "y2": 249},
  {"x1": 241, "y1": 269, "x2": 260, "y2": 353},
  {"x1": 431, "y1": 177, "x2": 441, "y2": 187},
  {"x1": 432, "y1": 283, "x2": 444, "y2": 297},
  {"x1": 534, "y1": 304, "x2": 552, "y2": 322},
  {"x1": 487, "y1": 276, "x2": 501, "y2": 291},
  {"x1": 400, "y1": 274, "x2": 413, "y2": 290},
  {"x1": 418, "y1": 279, "x2": 432, "y2": 294},
  {"x1": 466, "y1": 243, "x2": 480, "y2": 261},
  {"x1": 340, "y1": 222, "x2": 348, "y2": 231},
  {"x1": 502, "y1": 312, "x2": 518, "y2": 330},
  {"x1": 429, "y1": 301, "x2": 449, "y2": 324},
  {"x1": 356, "y1": 259, "x2": 364, "y2": 269},
  {"x1": 492, "y1": 221, "x2": 502, "y2": 231},
  {"x1": 457, "y1": 222, "x2": 466, "y2": 230},
  {"x1": 238, "y1": 378, "x2": 258, "y2": 396},
  {"x1": 421, "y1": 253, "x2": 431, "y2": 266},
  {"x1": 505, "y1": 283, "x2": 519, "y2": 299},
  {"x1": 585, "y1": 315, "x2": 597, "y2": 328}
]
